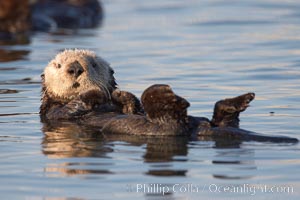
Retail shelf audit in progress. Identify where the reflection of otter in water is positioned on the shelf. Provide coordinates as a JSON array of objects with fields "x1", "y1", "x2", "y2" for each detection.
[
  {"x1": 42, "y1": 121, "x2": 189, "y2": 177},
  {"x1": 40, "y1": 49, "x2": 298, "y2": 143}
]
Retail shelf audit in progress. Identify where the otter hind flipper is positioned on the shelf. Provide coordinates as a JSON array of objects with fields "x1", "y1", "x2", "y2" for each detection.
[{"x1": 211, "y1": 93, "x2": 255, "y2": 128}]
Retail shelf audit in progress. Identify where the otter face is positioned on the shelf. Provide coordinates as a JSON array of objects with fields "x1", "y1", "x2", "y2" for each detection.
[{"x1": 43, "y1": 49, "x2": 116, "y2": 101}]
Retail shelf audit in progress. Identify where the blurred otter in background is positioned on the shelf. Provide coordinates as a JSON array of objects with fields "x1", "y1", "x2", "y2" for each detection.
[
  {"x1": 31, "y1": 0, "x2": 103, "y2": 31},
  {"x1": 0, "y1": 0, "x2": 103, "y2": 44},
  {"x1": 0, "y1": 0, "x2": 31, "y2": 44}
]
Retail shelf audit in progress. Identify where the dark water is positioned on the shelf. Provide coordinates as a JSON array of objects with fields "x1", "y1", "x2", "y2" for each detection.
[{"x1": 1, "y1": 0, "x2": 300, "y2": 199}]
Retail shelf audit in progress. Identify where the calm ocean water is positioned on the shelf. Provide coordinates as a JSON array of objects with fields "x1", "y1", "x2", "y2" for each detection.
[{"x1": 0, "y1": 0, "x2": 300, "y2": 199}]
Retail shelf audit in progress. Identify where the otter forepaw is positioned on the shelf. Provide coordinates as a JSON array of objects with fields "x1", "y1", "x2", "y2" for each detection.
[
  {"x1": 112, "y1": 89, "x2": 143, "y2": 114},
  {"x1": 79, "y1": 89, "x2": 108, "y2": 108},
  {"x1": 141, "y1": 84, "x2": 190, "y2": 121}
]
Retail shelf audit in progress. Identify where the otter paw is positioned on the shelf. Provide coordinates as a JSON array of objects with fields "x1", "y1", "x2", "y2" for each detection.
[
  {"x1": 141, "y1": 84, "x2": 190, "y2": 121},
  {"x1": 79, "y1": 89, "x2": 107, "y2": 108},
  {"x1": 112, "y1": 89, "x2": 143, "y2": 114}
]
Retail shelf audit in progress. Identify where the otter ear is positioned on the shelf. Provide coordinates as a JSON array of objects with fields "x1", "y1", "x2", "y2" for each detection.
[
  {"x1": 41, "y1": 73, "x2": 47, "y2": 93},
  {"x1": 91, "y1": 59, "x2": 98, "y2": 69},
  {"x1": 109, "y1": 68, "x2": 117, "y2": 89},
  {"x1": 41, "y1": 74, "x2": 45, "y2": 83},
  {"x1": 110, "y1": 68, "x2": 114, "y2": 75}
]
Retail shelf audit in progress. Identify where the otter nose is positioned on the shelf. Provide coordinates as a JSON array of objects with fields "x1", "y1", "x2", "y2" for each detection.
[{"x1": 67, "y1": 63, "x2": 84, "y2": 78}]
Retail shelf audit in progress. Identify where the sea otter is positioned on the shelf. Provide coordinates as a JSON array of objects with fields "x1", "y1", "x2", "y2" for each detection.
[
  {"x1": 40, "y1": 49, "x2": 298, "y2": 143},
  {"x1": 31, "y1": 0, "x2": 103, "y2": 31},
  {"x1": 0, "y1": 0, "x2": 102, "y2": 43},
  {"x1": 0, "y1": 0, "x2": 31, "y2": 44}
]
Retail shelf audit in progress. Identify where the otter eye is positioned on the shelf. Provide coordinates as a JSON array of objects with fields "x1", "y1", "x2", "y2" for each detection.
[
  {"x1": 92, "y1": 62, "x2": 97, "y2": 68},
  {"x1": 55, "y1": 63, "x2": 61, "y2": 69}
]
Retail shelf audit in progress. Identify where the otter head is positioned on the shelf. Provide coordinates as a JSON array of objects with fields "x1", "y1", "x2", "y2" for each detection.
[{"x1": 42, "y1": 49, "x2": 116, "y2": 102}]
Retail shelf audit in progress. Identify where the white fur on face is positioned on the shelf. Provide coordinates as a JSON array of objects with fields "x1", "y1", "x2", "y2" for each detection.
[{"x1": 44, "y1": 49, "x2": 114, "y2": 100}]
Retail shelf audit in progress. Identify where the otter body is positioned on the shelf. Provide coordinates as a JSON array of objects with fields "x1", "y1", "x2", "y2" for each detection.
[{"x1": 40, "y1": 49, "x2": 298, "y2": 143}]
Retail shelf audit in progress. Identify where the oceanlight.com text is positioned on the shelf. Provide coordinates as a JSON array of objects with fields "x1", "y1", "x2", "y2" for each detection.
[{"x1": 126, "y1": 183, "x2": 294, "y2": 196}]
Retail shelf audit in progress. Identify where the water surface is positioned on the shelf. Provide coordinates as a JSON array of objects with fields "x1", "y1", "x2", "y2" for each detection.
[{"x1": 0, "y1": 0, "x2": 300, "y2": 199}]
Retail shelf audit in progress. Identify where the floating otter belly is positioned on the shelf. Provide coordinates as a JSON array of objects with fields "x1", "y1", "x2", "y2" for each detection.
[{"x1": 40, "y1": 49, "x2": 298, "y2": 144}]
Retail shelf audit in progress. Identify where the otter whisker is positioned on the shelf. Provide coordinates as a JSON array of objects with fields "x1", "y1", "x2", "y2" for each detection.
[{"x1": 96, "y1": 80, "x2": 111, "y2": 101}]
